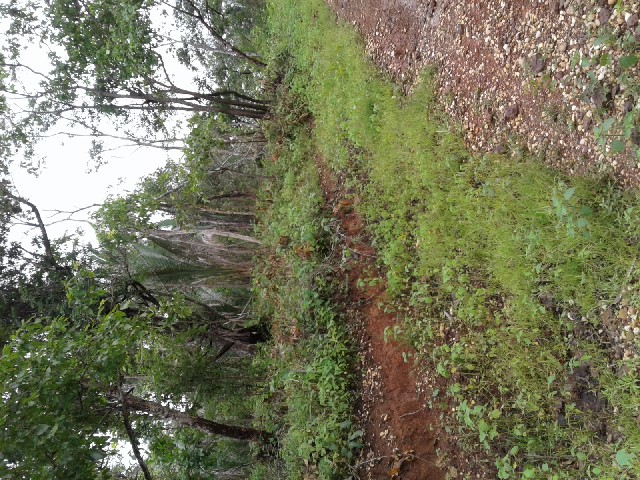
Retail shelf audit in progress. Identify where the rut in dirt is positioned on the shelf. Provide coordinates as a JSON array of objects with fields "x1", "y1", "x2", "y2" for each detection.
[{"x1": 316, "y1": 159, "x2": 443, "y2": 480}]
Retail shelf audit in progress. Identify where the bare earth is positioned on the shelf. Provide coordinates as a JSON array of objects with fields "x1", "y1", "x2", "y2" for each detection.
[{"x1": 317, "y1": 159, "x2": 443, "y2": 479}]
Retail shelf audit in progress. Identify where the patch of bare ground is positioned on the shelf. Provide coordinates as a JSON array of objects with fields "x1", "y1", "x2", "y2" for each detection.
[
  {"x1": 315, "y1": 157, "x2": 444, "y2": 479},
  {"x1": 326, "y1": 0, "x2": 640, "y2": 187}
]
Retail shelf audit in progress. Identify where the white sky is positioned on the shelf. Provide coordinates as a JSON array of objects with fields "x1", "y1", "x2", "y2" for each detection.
[
  {"x1": 4, "y1": 5, "x2": 192, "y2": 247},
  {"x1": 8, "y1": 132, "x2": 171, "y2": 245}
]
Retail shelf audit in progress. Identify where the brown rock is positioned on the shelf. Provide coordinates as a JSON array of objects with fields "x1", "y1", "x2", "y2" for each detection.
[
  {"x1": 598, "y1": 8, "x2": 612, "y2": 25},
  {"x1": 504, "y1": 104, "x2": 520, "y2": 121},
  {"x1": 627, "y1": 14, "x2": 639, "y2": 28},
  {"x1": 493, "y1": 144, "x2": 508, "y2": 154},
  {"x1": 529, "y1": 54, "x2": 546, "y2": 74},
  {"x1": 482, "y1": 108, "x2": 494, "y2": 126}
]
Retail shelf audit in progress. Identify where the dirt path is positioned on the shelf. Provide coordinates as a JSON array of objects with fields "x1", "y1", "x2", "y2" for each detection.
[
  {"x1": 316, "y1": 161, "x2": 443, "y2": 479},
  {"x1": 326, "y1": 0, "x2": 640, "y2": 186},
  {"x1": 313, "y1": 1, "x2": 640, "y2": 477}
]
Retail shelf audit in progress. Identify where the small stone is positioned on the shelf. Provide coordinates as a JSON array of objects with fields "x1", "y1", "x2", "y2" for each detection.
[
  {"x1": 599, "y1": 8, "x2": 612, "y2": 25},
  {"x1": 493, "y1": 144, "x2": 508, "y2": 155},
  {"x1": 624, "y1": 98, "x2": 634, "y2": 114},
  {"x1": 566, "y1": 5, "x2": 575, "y2": 16},
  {"x1": 557, "y1": 42, "x2": 567, "y2": 54},
  {"x1": 591, "y1": 87, "x2": 609, "y2": 109},
  {"x1": 608, "y1": 0, "x2": 617, "y2": 5},
  {"x1": 529, "y1": 54, "x2": 546, "y2": 73},
  {"x1": 504, "y1": 104, "x2": 520, "y2": 121},
  {"x1": 626, "y1": 13, "x2": 639, "y2": 27}
]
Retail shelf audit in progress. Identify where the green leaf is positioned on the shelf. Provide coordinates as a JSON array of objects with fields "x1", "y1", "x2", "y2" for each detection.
[
  {"x1": 89, "y1": 450, "x2": 105, "y2": 461},
  {"x1": 563, "y1": 187, "x2": 576, "y2": 201},
  {"x1": 47, "y1": 423, "x2": 59, "y2": 438},
  {"x1": 602, "y1": 118, "x2": 616, "y2": 132},
  {"x1": 611, "y1": 139, "x2": 626, "y2": 154},
  {"x1": 489, "y1": 409, "x2": 502, "y2": 419},
  {"x1": 523, "y1": 468, "x2": 536, "y2": 478},
  {"x1": 35, "y1": 424, "x2": 49, "y2": 436},
  {"x1": 580, "y1": 206, "x2": 593, "y2": 217},
  {"x1": 620, "y1": 55, "x2": 639, "y2": 69},
  {"x1": 616, "y1": 449, "x2": 635, "y2": 467}
]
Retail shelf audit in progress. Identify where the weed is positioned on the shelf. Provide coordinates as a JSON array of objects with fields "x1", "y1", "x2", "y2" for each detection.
[
  {"x1": 251, "y1": 82, "x2": 358, "y2": 478},
  {"x1": 258, "y1": 0, "x2": 640, "y2": 477}
]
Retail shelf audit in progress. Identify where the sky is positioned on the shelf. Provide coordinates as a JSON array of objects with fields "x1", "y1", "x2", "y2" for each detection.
[
  {"x1": 4, "y1": 5, "x2": 191, "y2": 248},
  {"x1": 8, "y1": 128, "x2": 172, "y2": 245}
]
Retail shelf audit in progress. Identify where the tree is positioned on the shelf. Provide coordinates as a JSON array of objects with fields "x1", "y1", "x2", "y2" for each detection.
[
  {"x1": 0, "y1": 182, "x2": 90, "y2": 345},
  {"x1": 0, "y1": 310, "x2": 270, "y2": 478},
  {"x1": 0, "y1": 0, "x2": 269, "y2": 169}
]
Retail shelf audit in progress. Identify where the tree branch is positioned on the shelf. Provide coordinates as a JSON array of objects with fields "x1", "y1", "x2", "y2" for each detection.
[
  {"x1": 161, "y1": 0, "x2": 266, "y2": 67},
  {"x1": 120, "y1": 388, "x2": 154, "y2": 480},
  {"x1": 2, "y1": 190, "x2": 59, "y2": 269}
]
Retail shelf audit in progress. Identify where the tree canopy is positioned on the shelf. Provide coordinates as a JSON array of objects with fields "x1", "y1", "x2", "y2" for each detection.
[
  {"x1": 0, "y1": 0, "x2": 269, "y2": 170},
  {"x1": 0, "y1": 0, "x2": 271, "y2": 476}
]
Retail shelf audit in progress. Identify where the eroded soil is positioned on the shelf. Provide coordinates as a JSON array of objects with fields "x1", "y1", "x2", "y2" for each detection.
[
  {"x1": 316, "y1": 1, "x2": 640, "y2": 478},
  {"x1": 316, "y1": 160, "x2": 443, "y2": 479}
]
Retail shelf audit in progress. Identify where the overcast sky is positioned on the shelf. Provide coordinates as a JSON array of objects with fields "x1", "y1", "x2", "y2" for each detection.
[
  {"x1": 4, "y1": 6, "x2": 192, "y2": 247},
  {"x1": 8, "y1": 134, "x2": 169, "y2": 245}
]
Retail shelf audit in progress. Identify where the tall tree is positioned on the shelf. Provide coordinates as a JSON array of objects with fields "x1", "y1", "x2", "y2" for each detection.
[
  {"x1": 0, "y1": 182, "x2": 88, "y2": 344},
  {"x1": 0, "y1": 310, "x2": 270, "y2": 478},
  {"x1": 0, "y1": 0, "x2": 269, "y2": 169}
]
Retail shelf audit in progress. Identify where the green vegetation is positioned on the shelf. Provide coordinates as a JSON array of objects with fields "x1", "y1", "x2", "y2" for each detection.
[
  {"x1": 1, "y1": 0, "x2": 639, "y2": 478},
  {"x1": 251, "y1": 105, "x2": 360, "y2": 478},
  {"x1": 259, "y1": 0, "x2": 640, "y2": 477},
  {"x1": 0, "y1": 1, "x2": 273, "y2": 478},
  {"x1": 578, "y1": 5, "x2": 640, "y2": 162}
]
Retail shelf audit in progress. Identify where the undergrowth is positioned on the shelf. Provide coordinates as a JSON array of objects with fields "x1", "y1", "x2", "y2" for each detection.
[
  {"x1": 258, "y1": 0, "x2": 640, "y2": 478},
  {"x1": 250, "y1": 100, "x2": 360, "y2": 478}
]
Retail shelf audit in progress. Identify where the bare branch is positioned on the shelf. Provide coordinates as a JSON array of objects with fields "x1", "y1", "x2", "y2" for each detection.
[
  {"x1": 2, "y1": 189, "x2": 58, "y2": 268},
  {"x1": 120, "y1": 387, "x2": 154, "y2": 480},
  {"x1": 159, "y1": 0, "x2": 266, "y2": 67}
]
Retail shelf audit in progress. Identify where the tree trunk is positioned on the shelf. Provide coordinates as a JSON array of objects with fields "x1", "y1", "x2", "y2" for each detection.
[{"x1": 120, "y1": 392, "x2": 269, "y2": 443}]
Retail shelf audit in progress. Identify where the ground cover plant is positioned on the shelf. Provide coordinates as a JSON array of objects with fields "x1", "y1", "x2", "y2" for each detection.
[
  {"x1": 250, "y1": 88, "x2": 360, "y2": 478},
  {"x1": 259, "y1": 0, "x2": 640, "y2": 477}
]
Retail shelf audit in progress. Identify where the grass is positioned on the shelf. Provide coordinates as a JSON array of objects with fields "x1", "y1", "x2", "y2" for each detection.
[
  {"x1": 250, "y1": 101, "x2": 361, "y2": 478},
  {"x1": 254, "y1": 0, "x2": 640, "y2": 478}
]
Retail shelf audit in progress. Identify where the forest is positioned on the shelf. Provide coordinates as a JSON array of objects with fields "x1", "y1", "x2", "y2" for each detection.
[
  {"x1": 4, "y1": 0, "x2": 640, "y2": 479},
  {"x1": 0, "y1": 0, "x2": 277, "y2": 478}
]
